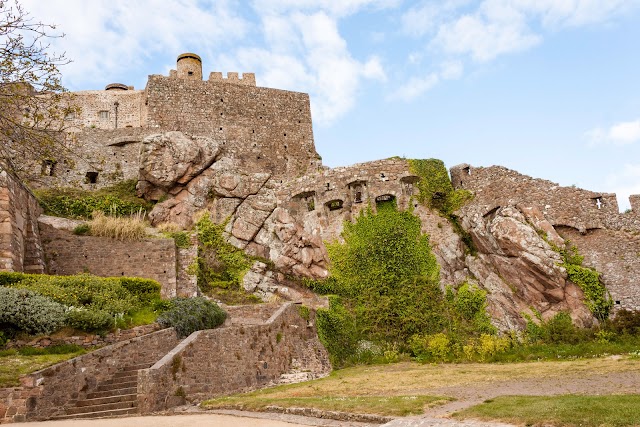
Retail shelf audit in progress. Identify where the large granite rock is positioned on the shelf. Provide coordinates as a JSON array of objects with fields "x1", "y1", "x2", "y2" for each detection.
[{"x1": 137, "y1": 131, "x2": 221, "y2": 201}]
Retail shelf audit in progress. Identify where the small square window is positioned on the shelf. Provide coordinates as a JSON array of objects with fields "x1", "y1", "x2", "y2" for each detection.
[{"x1": 98, "y1": 111, "x2": 110, "y2": 120}]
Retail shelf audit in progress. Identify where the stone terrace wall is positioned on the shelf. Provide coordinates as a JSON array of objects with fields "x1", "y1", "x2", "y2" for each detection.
[
  {"x1": 137, "y1": 303, "x2": 331, "y2": 412},
  {"x1": 451, "y1": 164, "x2": 640, "y2": 232},
  {"x1": 39, "y1": 222, "x2": 180, "y2": 298},
  {"x1": 0, "y1": 328, "x2": 179, "y2": 423},
  {"x1": 145, "y1": 75, "x2": 320, "y2": 179},
  {"x1": 0, "y1": 171, "x2": 45, "y2": 274}
]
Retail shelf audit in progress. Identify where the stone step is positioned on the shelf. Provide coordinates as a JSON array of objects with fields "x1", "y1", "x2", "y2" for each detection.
[
  {"x1": 112, "y1": 371, "x2": 140, "y2": 380},
  {"x1": 100, "y1": 375, "x2": 139, "y2": 387},
  {"x1": 95, "y1": 380, "x2": 137, "y2": 392},
  {"x1": 54, "y1": 407, "x2": 139, "y2": 420},
  {"x1": 120, "y1": 362, "x2": 155, "y2": 372},
  {"x1": 87, "y1": 386, "x2": 137, "y2": 399},
  {"x1": 65, "y1": 399, "x2": 137, "y2": 416},
  {"x1": 76, "y1": 393, "x2": 137, "y2": 407}
]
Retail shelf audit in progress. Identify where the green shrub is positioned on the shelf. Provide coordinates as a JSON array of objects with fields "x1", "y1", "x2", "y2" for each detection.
[
  {"x1": 66, "y1": 308, "x2": 113, "y2": 332},
  {"x1": 609, "y1": 309, "x2": 640, "y2": 335},
  {"x1": 0, "y1": 272, "x2": 28, "y2": 287},
  {"x1": 119, "y1": 277, "x2": 162, "y2": 304},
  {"x1": 316, "y1": 296, "x2": 359, "y2": 367},
  {"x1": 35, "y1": 180, "x2": 152, "y2": 219},
  {"x1": 157, "y1": 297, "x2": 227, "y2": 337},
  {"x1": 73, "y1": 223, "x2": 90, "y2": 235},
  {"x1": 0, "y1": 287, "x2": 66, "y2": 335}
]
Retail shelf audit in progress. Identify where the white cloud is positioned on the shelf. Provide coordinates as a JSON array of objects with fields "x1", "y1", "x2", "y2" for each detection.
[
  {"x1": 391, "y1": 61, "x2": 462, "y2": 101},
  {"x1": 20, "y1": 0, "x2": 248, "y2": 89},
  {"x1": 606, "y1": 164, "x2": 640, "y2": 211},
  {"x1": 251, "y1": 0, "x2": 400, "y2": 17},
  {"x1": 396, "y1": 0, "x2": 637, "y2": 97},
  {"x1": 587, "y1": 119, "x2": 640, "y2": 146}
]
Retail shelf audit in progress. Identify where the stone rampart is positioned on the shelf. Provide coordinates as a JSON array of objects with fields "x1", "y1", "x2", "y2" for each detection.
[
  {"x1": 0, "y1": 170, "x2": 45, "y2": 274},
  {"x1": 451, "y1": 164, "x2": 640, "y2": 232},
  {"x1": 39, "y1": 222, "x2": 181, "y2": 298},
  {"x1": 1, "y1": 328, "x2": 179, "y2": 422},
  {"x1": 137, "y1": 303, "x2": 330, "y2": 412}
]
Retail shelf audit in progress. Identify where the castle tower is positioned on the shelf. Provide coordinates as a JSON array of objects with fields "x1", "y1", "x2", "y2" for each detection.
[{"x1": 176, "y1": 53, "x2": 203, "y2": 80}]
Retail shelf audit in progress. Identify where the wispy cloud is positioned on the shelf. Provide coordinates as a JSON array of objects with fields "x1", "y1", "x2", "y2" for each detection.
[
  {"x1": 606, "y1": 163, "x2": 640, "y2": 211},
  {"x1": 586, "y1": 119, "x2": 640, "y2": 146},
  {"x1": 392, "y1": 61, "x2": 462, "y2": 101},
  {"x1": 394, "y1": 0, "x2": 638, "y2": 100}
]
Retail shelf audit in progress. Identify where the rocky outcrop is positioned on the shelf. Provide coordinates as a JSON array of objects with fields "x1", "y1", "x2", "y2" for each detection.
[
  {"x1": 457, "y1": 204, "x2": 592, "y2": 329},
  {"x1": 137, "y1": 131, "x2": 221, "y2": 201}
]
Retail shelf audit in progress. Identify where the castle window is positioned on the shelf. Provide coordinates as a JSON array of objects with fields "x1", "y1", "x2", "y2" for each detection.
[
  {"x1": 98, "y1": 110, "x2": 110, "y2": 120},
  {"x1": 355, "y1": 191, "x2": 362, "y2": 203},
  {"x1": 326, "y1": 199, "x2": 343, "y2": 211},
  {"x1": 594, "y1": 197, "x2": 603, "y2": 209},
  {"x1": 41, "y1": 160, "x2": 56, "y2": 176},
  {"x1": 380, "y1": 173, "x2": 388, "y2": 181},
  {"x1": 188, "y1": 71, "x2": 194, "y2": 76},
  {"x1": 85, "y1": 172, "x2": 99, "y2": 184}
]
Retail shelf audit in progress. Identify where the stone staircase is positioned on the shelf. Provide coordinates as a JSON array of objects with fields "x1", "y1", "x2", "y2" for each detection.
[{"x1": 53, "y1": 361, "x2": 154, "y2": 420}]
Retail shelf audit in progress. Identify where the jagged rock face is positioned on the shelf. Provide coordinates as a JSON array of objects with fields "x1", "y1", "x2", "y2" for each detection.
[
  {"x1": 459, "y1": 205, "x2": 592, "y2": 329},
  {"x1": 137, "y1": 131, "x2": 221, "y2": 201}
]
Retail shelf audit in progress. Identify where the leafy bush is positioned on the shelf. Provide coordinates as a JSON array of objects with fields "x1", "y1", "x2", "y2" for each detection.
[
  {"x1": 35, "y1": 180, "x2": 152, "y2": 219},
  {"x1": 119, "y1": 277, "x2": 162, "y2": 304},
  {"x1": 0, "y1": 272, "x2": 27, "y2": 287},
  {"x1": 66, "y1": 308, "x2": 113, "y2": 332},
  {"x1": 0, "y1": 287, "x2": 66, "y2": 335},
  {"x1": 157, "y1": 297, "x2": 227, "y2": 337},
  {"x1": 609, "y1": 309, "x2": 640, "y2": 335},
  {"x1": 316, "y1": 296, "x2": 359, "y2": 367}
]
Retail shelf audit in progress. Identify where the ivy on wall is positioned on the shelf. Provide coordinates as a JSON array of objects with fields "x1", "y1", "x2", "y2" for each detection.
[{"x1": 191, "y1": 213, "x2": 260, "y2": 305}]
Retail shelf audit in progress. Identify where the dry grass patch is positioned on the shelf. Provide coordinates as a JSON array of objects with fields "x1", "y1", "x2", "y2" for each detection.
[
  {"x1": 86, "y1": 211, "x2": 147, "y2": 241},
  {"x1": 202, "y1": 357, "x2": 640, "y2": 417},
  {"x1": 0, "y1": 352, "x2": 84, "y2": 387}
]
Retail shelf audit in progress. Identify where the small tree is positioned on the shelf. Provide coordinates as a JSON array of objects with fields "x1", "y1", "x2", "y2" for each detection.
[{"x1": 0, "y1": 0, "x2": 74, "y2": 180}]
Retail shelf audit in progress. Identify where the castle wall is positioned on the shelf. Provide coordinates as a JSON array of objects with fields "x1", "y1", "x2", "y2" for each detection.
[
  {"x1": 63, "y1": 89, "x2": 145, "y2": 130},
  {"x1": 276, "y1": 158, "x2": 419, "y2": 242},
  {"x1": 557, "y1": 227, "x2": 640, "y2": 312},
  {"x1": 451, "y1": 164, "x2": 640, "y2": 232},
  {"x1": 39, "y1": 223, "x2": 182, "y2": 298},
  {"x1": 145, "y1": 75, "x2": 319, "y2": 178},
  {"x1": 0, "y1": 170, "x2": 45, "y2": 273}
]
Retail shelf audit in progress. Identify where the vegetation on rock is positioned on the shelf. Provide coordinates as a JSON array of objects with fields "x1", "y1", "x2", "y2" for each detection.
[{"x1": 191, "y1": 213, "x2": 260, "y2": 304}]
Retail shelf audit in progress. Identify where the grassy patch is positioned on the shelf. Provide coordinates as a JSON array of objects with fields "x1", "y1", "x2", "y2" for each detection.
[
  {"x1": 204, "y1": 394, "x2": 449, "y2": 417},
  {"x1": 0, "y1": 347, "x2": 85, "y2": 387},
  {"x1": 455, "y1": 395, "x2": 640, "y2": 427}
]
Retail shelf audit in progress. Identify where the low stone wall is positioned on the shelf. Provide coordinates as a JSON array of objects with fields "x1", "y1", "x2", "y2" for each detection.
[
  {"x1": 0, "y1": 328, "x2": 179, "y2": 423},
  {"x1": 137, "y1": 303, "x2": 330, "y2": 412},
  {"x1": 39, "y1": 222, "x2": 179, "y2": 298},
  {"x1": 5, "y1": 324, "x2": 161, "y2": 350},
  {"x1": 0, "y1": 170, "x2": 45, "y2": 274}
]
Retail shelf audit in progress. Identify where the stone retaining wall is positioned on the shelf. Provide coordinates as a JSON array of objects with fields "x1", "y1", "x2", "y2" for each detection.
[
  {"x1": 4, "y1": 324, "x2": 161, "y2": 350},
  {"x1": 0, "y1": 171, "x2": 45, "y2": 274},
  {"x1": 0, "y1": 328, "x2": 179, "y2": 423},
  {"x1": 39, "y1": 222, "x2": 180, "y2": 298},
  {"x1": 137, "y1": 303, "x2": 330, "y2": 412}
]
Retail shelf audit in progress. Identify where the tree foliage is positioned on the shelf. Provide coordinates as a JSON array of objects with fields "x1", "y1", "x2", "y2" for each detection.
[{"x1": 0, "y1": 0, "x2": 74, "y2": 179}]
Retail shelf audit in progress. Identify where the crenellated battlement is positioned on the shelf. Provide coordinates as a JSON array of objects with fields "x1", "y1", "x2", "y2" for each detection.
[{"x1": 208, "y1": 71, "x2": 256, "y2": 86}]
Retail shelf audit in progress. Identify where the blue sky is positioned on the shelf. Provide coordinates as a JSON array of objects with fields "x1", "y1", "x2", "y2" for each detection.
[{"x1": 23, "y1": 0, "x2": 640, "y2": 210}]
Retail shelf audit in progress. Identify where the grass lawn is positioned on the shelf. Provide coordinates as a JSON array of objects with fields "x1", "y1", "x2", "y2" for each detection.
[
  {"x1": 202, "y1": 357, "x2": 640, "y2": 417},
  {"x1": 0, "y1": 349, "x2": 86, "y2": 388},
  {"x1": 455, "y1": 395, "x2": 640, "y2": 427}
]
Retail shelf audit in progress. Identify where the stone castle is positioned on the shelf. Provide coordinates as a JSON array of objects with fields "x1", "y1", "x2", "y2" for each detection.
[{"x1": 2, "y1": 53, "x2": 640, "y2": 331}]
